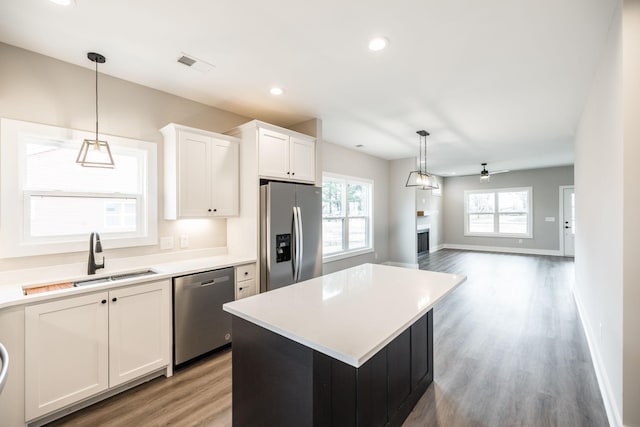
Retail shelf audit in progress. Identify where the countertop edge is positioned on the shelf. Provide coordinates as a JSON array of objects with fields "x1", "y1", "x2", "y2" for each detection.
[
  {"x1": 0, "y1": 254, "x2": 256, "y2": 311},
  {"x1": 224, "y1": 271, "x2": 467, "y2": 368}
]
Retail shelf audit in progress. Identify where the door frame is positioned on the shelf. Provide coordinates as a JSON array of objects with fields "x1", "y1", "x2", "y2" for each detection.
[{"x1": 558, "y1": 185, "x2": 575, "y2": 256}]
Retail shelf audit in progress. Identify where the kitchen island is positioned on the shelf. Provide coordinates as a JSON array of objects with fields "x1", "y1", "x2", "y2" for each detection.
[{"x1": 223, "y1": 263, "x2": 466, "y2": 426}]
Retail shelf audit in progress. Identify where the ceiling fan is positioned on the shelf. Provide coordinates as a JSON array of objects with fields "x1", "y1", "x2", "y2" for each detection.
[{"x1": 479, "y1": 163, "x2": 509, "y2": 182}]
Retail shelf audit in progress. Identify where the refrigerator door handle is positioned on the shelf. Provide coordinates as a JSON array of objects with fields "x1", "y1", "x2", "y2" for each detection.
[
  {"x1": 292, "y1": 206, "x2": 299, "y2": 281},
  {"x1": 296, "y1": 206, "x2": 304, "y2": 282}
]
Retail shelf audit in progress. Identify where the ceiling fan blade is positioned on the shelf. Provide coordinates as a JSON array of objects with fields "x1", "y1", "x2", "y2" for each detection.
[{"x1": 490, "y1": 169, "x2": 510, "y2": 175}]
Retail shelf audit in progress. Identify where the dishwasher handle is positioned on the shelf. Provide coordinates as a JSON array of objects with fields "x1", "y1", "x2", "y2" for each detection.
[
  {"x1": 0, "y1": 342, "x2": 8, "y2": 394},
  {"x1": 182, "y1": 275, "x2": 231, "y2": 290}
]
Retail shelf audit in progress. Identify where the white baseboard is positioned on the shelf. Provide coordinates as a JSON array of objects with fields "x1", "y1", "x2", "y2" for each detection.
[
  {"x1": 429, "y1": 244, "x2": 444, "y2": 253},
  {"x1": 572, "y1": 289, "x2": 622, "y2": 427},
  {"x1": 442, "y1": 244, "x2": 562, "y2": 257},
  {"x1": 382, "y1": 261, "x2": 418, "y2": 269}
]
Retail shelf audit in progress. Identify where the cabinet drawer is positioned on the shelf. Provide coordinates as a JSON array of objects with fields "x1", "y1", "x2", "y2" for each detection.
[
  {"x1": 237, "y1": 279, "x2": 257, "y2": 300},
  {"x1": 236, "y1": 263, "x2": 256, "y2": 281}
]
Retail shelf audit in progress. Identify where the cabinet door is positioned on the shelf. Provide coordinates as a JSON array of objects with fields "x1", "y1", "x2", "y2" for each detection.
[
  {"x1": 258, "y1": 128, "x2": 290, "y2": 180},
  {"x1": 290, "y1": 137, "x2": 316, "y2": 183},
  {"x1": 387, "y1": 329, "x2": 411, "y2": 416},
  {"x1": 109, "y1": 280, "x2": 171, "y2": 388},
  {"x1": 236, "y1": 279, "x2": 257, "y2": 299},
  {"x1": 178, "y1": 131, "x2": 212, "y2": 217},
  {"x1": 210, "y1": 138, "x2": 239, "y2": 216},
  {"x1": 25, "y1": 292, "x2": 109, "y2": 420}
]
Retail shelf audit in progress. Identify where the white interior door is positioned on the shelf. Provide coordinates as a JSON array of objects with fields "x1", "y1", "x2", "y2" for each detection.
[{"x1": 562, "y1": 187, "x2": 575, "y2": 256}]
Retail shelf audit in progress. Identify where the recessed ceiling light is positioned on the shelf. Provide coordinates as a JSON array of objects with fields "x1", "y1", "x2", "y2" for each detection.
[
  {"x1": 368, "y1": 37, "x2": 389, "y2": 52},
  {"x1": 270, "y1": 87, "x2": 284, "y2": 96},
  {"x1": 49, "y1": 0, "x2": 73, "y2": 5}
]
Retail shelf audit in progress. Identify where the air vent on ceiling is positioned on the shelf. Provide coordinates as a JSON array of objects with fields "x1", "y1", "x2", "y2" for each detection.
[
  {"x1": 176, "y1": 52, "x2": 215, "y2": 73},
  {"x1": 177, "y1": 55, "x2": 196, "y2": 67}
]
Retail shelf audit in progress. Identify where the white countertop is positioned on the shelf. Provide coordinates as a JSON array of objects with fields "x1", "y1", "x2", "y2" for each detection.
[
  {"x1": 223, "y1": 263, "x2": 466, "y2": 368},
  {"x1": 0, "y1": 249, "x2": 255, "y2": 310}
]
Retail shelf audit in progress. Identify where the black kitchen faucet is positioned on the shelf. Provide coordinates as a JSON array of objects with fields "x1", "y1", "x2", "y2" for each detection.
[{"x1": 88, "y1": 232, "x2": 105, "y2": 275}]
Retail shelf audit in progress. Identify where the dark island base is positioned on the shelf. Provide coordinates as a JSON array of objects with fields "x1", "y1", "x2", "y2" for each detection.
[{"x1": 231, "y1": 310, "x2": 433, "y2": 427}]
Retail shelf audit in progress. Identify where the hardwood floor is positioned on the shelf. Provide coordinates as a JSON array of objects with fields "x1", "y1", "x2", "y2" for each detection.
[
  {"x1": 47, "y1": 350, "x2": 233, "y2": 427},
  {"x1": 406, "y1": 250, "x2": 607, "y2": 427},
  {"x1": 47, "y1": 250, "x2": 608, "y2": 427}
]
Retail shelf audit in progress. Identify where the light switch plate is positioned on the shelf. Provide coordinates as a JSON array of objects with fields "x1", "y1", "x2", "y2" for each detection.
[
  {"x1": 545, "y1": 217, "x2": 556, "y2": 222},
  {"x1": 180, "y1": 235, "x2": 189, "y2": 248},
  {"x1": 160, "y1": 236, "x2": 174, "y2": 250}
]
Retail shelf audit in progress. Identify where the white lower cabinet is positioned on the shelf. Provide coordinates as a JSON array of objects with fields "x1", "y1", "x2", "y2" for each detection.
[
  {"x1": 25, "y1": 280, "x2": 171, "y2": 421},
  {"x1": 235, "y1": 263, "x2": 257, "y2": 299},
  {"x1": 108, "y1": 282, "x2": 171, "y2": 387}
]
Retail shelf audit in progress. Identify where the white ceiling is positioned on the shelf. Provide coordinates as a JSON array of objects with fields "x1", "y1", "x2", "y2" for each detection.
[{"x1": 0, "y1": 0, "x2": 618, "y2": 176}]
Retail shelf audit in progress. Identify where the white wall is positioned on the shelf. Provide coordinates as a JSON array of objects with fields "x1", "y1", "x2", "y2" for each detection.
[
  {"x1": 416, "y1": 183, "x2": 444, "y2": 249},
  {"x1": 0, "y1": 42, "x2": 251, "y2": 271},
  {"x1": 573, "y1": 2, "x2": 624, "y2": 425},
  {"x1": 388, "y1": 158, "x2": 418, "y2": 266},
  {"x1": 321, "y1": 142, "x2": 389, "y2": 274},
  {"x1": 442, "y1": 166, "x2": 574, "y2": 254},
  {"x1": 622, "y1": 1, "x2": 640, "y2": 424}
]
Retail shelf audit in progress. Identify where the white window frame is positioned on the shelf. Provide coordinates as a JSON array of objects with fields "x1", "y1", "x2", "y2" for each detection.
[
  {"x1": 464, "y1": 187, "x2": 533, "y2": 238},
  {"x1": 0, "y1": 118, "x2": 158, "y2": 258},
  {"x1": 322, "y1": 172, "x2": 374, "y2": 262}
]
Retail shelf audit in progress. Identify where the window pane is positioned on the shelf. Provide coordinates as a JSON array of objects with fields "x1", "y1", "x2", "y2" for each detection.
[
  {"x1": 348, "y1": 218, "x2": 367, "y2": 249},
  {"x1": 30, "y1": 196, "x2": 137, "y2": 237},
  {"x1": 468, "y1": 193, "x2": 495, "y2": 213},
  {"x1": 347, "y1": 183, "x2": 369, "y2": 216},
  {"x1": 499, "y1": 213, "x2": 528, "y2": 234},
  {"x1": 26, "y1": 139, "x2": 140, "y2": 193},
  {"x1": 322, "y1": 179, "x2": 344, "y2": 217},
  {"x1": 498, "y1": 191, "x2": 528, "y2": 213},
  {"x1": 322, "y1": 218, "x2": 343, "y2": 254},
  {"x1": 469, "y1": 213, "x2": 494, "y2": 233}
]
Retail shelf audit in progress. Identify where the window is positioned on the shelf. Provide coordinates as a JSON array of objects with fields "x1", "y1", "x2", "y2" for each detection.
[
  {"x1": 464, "y1": 187, "x2": 532, "y2": 237},
  {"x1": 322, "y1": 173, "x2": 373, "y2": 259},
  {"x1": 0, "y1": 118, "x2": 158, "y2": 258}
]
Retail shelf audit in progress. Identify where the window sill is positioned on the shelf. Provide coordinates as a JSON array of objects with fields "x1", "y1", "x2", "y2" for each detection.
[{"x1": 323, "y1": 248, "x2": 374, "y2": 263}]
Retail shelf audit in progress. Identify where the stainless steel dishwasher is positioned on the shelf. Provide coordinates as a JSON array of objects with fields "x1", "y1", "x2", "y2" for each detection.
[{"x1": 173, "y1": 267, "x2": 234, "y2": 366}]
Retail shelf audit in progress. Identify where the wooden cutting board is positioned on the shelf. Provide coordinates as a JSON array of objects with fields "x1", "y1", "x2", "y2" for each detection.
[{"x1": 24, "y1": 282, "x2": 74, "y2": 295}]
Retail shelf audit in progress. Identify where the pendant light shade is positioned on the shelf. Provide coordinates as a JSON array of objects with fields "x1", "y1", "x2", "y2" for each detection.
[
  {"x1": 76, "y1": 52, "x2": 115, "y2": 168},
  {"x1": 405, "y1": 130, "x2": 439, "y2": 190}
]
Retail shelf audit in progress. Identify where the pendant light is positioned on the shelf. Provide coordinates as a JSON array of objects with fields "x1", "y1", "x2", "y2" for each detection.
[
  {"x1": 405, "y1": 130, "x2": 439, "y2": 190},
  {"x1": 76, "y1": 52, "x2": 115, "y2": 168}
]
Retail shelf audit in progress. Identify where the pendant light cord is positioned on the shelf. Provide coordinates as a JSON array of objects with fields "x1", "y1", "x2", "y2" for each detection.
[
  {"x1": 95, "y1": 59, "x2": 99, "y2": 141},
  {"x1": 420, "y1": 132, "x2": 427, "y2": 175}
]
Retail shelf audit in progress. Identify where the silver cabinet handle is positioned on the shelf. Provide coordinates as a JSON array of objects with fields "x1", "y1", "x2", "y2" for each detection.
[{"x1": 0, "y1": 342, "x2": 9, "y2": 394}]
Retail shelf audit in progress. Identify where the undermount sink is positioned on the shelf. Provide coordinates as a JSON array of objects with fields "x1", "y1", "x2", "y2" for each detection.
[{"x1": 73, "y1": 269, "x2": 158, "y2": 287}]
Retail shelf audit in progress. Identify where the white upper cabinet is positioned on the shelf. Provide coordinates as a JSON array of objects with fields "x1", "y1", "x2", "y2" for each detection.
[
  {"x1": 258, "y1": 127, "x2": 315, "y2": 183},
  {"x1": 290, "y1": 137, "x2": 316, "y2": 182},
  {"x1": 258, "y1": 128, "x2": 290, "y2": 180},
  {"x1": 161, "y1": 123, "x2": 240, "y2": 219}
]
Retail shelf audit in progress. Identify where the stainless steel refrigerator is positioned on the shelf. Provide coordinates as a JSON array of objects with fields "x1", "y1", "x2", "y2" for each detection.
[{"x1": 260, "y1": 181, "x2": 322, "y2": 292}]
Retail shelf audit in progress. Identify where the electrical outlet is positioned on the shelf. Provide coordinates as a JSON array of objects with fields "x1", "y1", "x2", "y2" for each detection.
[
  {"x1": 518, "y1": 239, "x2": 523, "y2": 244},
  {"x1": 160, "y1": 236, "x2": 174, "y2": 250},
  {"x1": 374, "y1": 252, "x2": 378, "y2": 260},
  {"x1": 545, "y1": 217, "x2": 556, "y2": 222},
  {"x1": 180, "y1": 235, "x2": 189, "y2": 248}
]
